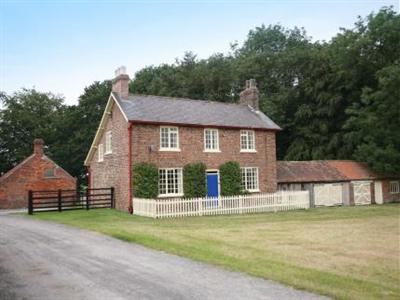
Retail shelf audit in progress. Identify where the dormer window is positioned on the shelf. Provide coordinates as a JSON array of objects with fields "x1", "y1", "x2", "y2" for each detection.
[
  {"x1": 160, "y1": 127, "x2": 180, "y2": 151},
  {"x1": 240, "y1": 130, "x2": 256, "y2": 152}
]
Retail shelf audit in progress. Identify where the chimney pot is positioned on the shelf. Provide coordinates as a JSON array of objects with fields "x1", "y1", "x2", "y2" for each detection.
[
  {"x1": 112, "y1": 66, "x2": 130, "y2": 99},
  {"x1": 33, "y1": 138, "x2": 44, "y2": 156},
  {"x1": 239, "y1": 79, "x2": 259, "y2": 110},
  {"x1": 115, "y1": 66, "x2": 127, "y2": 77}
]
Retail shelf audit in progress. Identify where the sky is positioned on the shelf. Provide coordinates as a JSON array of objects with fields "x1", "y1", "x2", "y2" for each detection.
[{"x1": 1, "y1": 0, "x2": 399, "y2": 105}]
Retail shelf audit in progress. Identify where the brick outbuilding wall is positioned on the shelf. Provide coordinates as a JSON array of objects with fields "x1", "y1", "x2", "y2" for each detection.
[
  {"x1": 0, "y1": 140, "x2": 76, "y2": 209},
  {"x1": 382, "y1": 180, "x2": 400, "y2": 203}
]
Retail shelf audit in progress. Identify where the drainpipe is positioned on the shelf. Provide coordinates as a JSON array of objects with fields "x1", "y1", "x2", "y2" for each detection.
[
  {"x1": 86, "y1": 166, "x2": 91, "y2": 189},
  {"x1": 128, "y1": 122, "x2": 133, "y2": 214}
]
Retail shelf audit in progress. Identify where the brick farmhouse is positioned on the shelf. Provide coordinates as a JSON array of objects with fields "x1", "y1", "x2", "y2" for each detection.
[
  {"x1": 0, "y1": 139, "x2": 76, "y2": 209},
  {"x1": 84, "y1": 67, "x2": 281, "y2": 212}
]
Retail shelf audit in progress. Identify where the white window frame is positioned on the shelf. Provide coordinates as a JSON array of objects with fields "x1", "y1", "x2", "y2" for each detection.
[
  {"x1": 159, "y1": 126, "x2": 180, "y2": 151},
  {"x1": 98, "y1": 144, "x2": 104, "y2": 162},
  {"x1": 240, "y1": 130, "x2": 256, "y2": 152},
  {"x1": 105, "y1": 131, "x2": 112, "y2": 154},
  {"x1": 241, "y1": 167, "x2": 260, "y2": 192},
  {"x1": 389, "y1": 181, "x2": 400, "y2": 194},
  {"x1": 158, "y1": 168, "x2": 183, "y2": 197},
  {"x1": 204, "y1": 128, "x2": 220, "y2": 152}
]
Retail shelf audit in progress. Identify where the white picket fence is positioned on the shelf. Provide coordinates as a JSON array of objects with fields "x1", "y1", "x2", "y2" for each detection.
[{"x1": 133, "y1": 191, "x2": 309, "y2": 218}]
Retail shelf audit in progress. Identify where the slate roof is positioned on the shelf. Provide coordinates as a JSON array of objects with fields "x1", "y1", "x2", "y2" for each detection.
[{"x1": 113, "y1": 93, "x2": 281, "y2": 130}]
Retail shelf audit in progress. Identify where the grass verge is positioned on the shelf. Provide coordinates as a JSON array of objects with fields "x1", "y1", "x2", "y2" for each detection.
[{"x1": 31, "y1": 204, "x2": 400, "y2": 300}]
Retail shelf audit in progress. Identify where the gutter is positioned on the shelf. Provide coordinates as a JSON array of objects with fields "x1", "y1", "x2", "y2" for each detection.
[
  {"x1": 128, "y1": 122, "x2": 133, "y2": 214},
  {"x1": 129, "y1": 120, "x2": 282, "y2": 131}
]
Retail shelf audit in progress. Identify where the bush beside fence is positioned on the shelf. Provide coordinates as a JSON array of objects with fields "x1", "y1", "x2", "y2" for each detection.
[{"x1": 133, "y1": 191, "x2": 309, "y2": 218}]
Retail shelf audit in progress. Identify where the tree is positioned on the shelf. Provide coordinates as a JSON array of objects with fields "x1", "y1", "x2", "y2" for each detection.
[
  {"x1": 344, "y1": 63, "x2": 400, "y2": 175},
  {"x1": 59, "y1": 80, "x2": 111, "y2": 182},
  {"x1": 0, "y1": 89, "x2": 64, "y2": 174}
]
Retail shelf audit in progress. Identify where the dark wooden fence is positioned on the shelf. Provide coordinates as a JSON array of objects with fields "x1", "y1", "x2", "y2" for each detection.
[{"x1": 28, "y1": 187, "x2": 114, "y2": 214}]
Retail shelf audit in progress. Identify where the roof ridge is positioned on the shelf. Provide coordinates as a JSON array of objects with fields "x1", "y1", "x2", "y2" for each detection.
[{"x1": 128, "y1": 93, "x2": 243, "y2": 108}]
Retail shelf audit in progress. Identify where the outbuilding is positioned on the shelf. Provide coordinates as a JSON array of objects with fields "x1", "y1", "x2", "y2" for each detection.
[
  {"x1": 0, "y1": 139, "x2": 76, "y2": 209},
  {"x1": 277, "y1": 160, "x2": 399, "y2": 207}
]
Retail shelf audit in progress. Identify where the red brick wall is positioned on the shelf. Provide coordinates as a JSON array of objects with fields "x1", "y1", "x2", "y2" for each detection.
[
  {"x1": 0, "y1": 156, "x2": 76, "y2": 209},
  {"x1": 382, "y1": 180, "x2": 400, "y2": 203},
  {"x1": 131, "y1": 125, "x2": 277, "y2": 193},
  {"x1": 88, "y1": 103, "x2": 130, "y2": 211}
]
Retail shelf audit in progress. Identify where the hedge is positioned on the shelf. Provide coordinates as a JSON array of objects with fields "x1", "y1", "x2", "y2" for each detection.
[
  {"x1": 219, "y1": 161, "x2": 243, "y2": 196},
  {"x1": 132, "y1": 163, "x2": 158, "y2": 198},
  {"x1": 183, "y1": 162, "x2": 207, "y2": 198}
]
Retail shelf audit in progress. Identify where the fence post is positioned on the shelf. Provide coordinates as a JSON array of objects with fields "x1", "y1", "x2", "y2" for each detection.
[
  {"x1": 198, "y1": 197, "x2": 203, "y2": 216},
  {"x1": 111, "y1": 187, "x2": 115, "y2": 208},
  {"x1": 76, "y1": 189, "x2": 80, "y2": 207},
  {"x1": 58, "y1": 189, "x2": 62, "y2": 212},
  {"x1": 28, "y1": 190, "x2": 33, "y2": 215},
  {"x1": 86, "y1": 188, "x2": 90, "y2": 210}
]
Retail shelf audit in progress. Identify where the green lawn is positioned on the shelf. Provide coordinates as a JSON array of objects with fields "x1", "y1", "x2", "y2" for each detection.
[{"x1": 31, "y1": 204, "x2": 400, "y2": 300}]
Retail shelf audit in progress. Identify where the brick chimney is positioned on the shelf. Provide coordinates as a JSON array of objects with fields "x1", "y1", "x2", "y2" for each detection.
[
  {"x1": 112, "y1": 66, "x2": 130, "y2": 99},
  {"x1": 239, "y1": 79, "x2": 259, "y2": 110},
  {"x1": 33, "y1": 138, "x2": 44, "y2": 156}
]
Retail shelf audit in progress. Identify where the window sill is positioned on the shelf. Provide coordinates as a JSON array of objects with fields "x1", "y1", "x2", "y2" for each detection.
[
  {"x1": 159, "y1": 148, "x2": 181, "y2": 152},
  {"x1": 204, "y1": 149, "x2": 221, "y2": 153},
  {"x1": 158, "y1": 193, "x2": 184, "y2": 198},
  {"x1": 246, "y1": 189, "x2": 260, "y2": 193},
  {"x1": 240, "y1": 150, "x2": 257, "y2": 153},
  {"x1": 104, "y1": 151, "x2": 112, "y2": 155}
]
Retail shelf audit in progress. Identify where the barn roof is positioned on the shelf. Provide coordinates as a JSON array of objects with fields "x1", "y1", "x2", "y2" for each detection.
[
  {"x1": 277, "y1": 161, "x2": 345, "y2": 183},
  {"x1": 277, "y1": 160, "x2": 392, "y2": 183},
  {"x1": 327, "y1": 161, "x2": 381, "y2": 181}
]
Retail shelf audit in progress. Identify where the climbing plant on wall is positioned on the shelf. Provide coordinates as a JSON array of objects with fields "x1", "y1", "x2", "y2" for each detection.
[
  {"x1": 219, "y1": 161, "x2": 243, "y2": 196},
  {"x1": 183, "y1": 162, "x2": 207, "y2": 198},
  {"x1": 132, "y1": 163, "x2": 158, "y2": 198}
]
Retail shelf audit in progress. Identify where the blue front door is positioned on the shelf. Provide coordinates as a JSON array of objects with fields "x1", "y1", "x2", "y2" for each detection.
[{"x1": 207, "y1": 172, "x2": 219, "y2": 197}]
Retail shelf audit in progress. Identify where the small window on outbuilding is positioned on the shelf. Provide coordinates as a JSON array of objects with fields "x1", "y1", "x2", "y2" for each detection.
[
  {"x1": 44, "y1": 168, "x2": 55, "y2": 178},
  {"x1": 389, "y1": 181, "x2": 400, "y2": 194}
]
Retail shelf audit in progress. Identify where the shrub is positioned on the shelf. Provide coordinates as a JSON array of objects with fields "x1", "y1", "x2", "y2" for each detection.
[
  {"x1": 132, "y1": 163, "x2": 158, "y2": 198},
  {"x1": 183, "y1": 162, "x2": 207, "y2": 198},
  {"x1": 219, "y1": 161, "x2": 243, "y2": 196}
]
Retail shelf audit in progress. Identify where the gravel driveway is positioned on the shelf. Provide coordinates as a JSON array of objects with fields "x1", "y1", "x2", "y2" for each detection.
[{"x1": 0, "y1": 214, "x2": 326, "y2": 300}]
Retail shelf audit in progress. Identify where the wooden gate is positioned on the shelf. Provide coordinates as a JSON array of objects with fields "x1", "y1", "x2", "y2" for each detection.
[
  {"x1": 352, "y1": 181, "x2": 372, "y2": 205},
  {"x1": 28, "y1": 187, "x2": 114, "y2": 214},
  {"x1": 314, "y1": 183, "x2": 343, "y2": 206}
]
